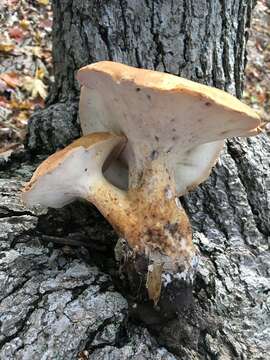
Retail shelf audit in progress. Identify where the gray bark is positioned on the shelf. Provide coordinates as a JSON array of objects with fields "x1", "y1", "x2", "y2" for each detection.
[{"x1": 1, "y1": 0, "x2": 269, "y2": 359}]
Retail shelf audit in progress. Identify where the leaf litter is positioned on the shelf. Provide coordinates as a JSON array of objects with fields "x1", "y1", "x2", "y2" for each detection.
[
  {"x1": 0, "y1": 0, "x2": 53, "y2": 156},
  {"x1": 243, "y1": 0, "x2": 270, "y2": 133}
]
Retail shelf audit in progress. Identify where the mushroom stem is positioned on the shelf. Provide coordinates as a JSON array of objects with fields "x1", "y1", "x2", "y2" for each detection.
[
  {"x1": 126, "y1": 157, "x2": 194, "y2": 269},
  {"x1": 84, "y1": 155, "x2": 195, "y2": 306},
  {"x1": 89, "y1": 157, "x2": 195, "y2": 273},
  {"x1": 86, "y1": 176, "x2": 133, "y2": 236}
]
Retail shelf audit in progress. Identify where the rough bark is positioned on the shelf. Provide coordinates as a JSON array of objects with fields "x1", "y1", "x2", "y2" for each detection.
[{"x1": 1, "y1": 0, "x2": 269, "y2": 359}]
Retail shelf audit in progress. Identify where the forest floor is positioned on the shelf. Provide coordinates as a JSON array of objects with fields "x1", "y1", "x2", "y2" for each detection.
[
  {"x1": 243, "y1": 0, "x2": 270, "y2": 125},
  {"x1": 0, "y1": 0, "x2": 53, "y2": 157},
  {"x1": 0, "y1": 0, "x2": 269, "y2": 158}
]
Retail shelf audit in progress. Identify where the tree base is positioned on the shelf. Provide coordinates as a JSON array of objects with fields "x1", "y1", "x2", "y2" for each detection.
[{"x1": 26, "y1": 101, "x2": 80, "y2": 154}]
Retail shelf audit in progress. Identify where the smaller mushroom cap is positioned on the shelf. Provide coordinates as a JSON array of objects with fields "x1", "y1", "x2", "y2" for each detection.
[{"x1": 22, "y1": 132, "x2": 126, "y2": 208}]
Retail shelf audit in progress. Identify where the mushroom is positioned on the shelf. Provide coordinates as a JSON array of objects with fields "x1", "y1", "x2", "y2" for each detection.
[{"x1": 23, "y1": 61, "x2": 261, "y2": 306}]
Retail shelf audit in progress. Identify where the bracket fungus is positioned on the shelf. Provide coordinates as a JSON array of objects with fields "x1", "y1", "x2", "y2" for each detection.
[{"x1": 23, "y1": 61, "x2": 261, "y2": 307}]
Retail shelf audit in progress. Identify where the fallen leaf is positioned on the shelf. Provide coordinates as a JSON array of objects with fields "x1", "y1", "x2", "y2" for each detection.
[
  {"x1": 36, "y1": 68, "x2": 45, "y2": 80},
  {"x1": 10, "y1": 99, "x2": 34, "y2": 110},
  {"x1": 0, "y1": 79, "x2": 8, "y2": 93},
  {"x1": 9, "y1": 27, "x2": 25, "y2": 42},
  {"x1": 20, "y1": 20, "x2": 30, "y2": 30},
  {"x1": 6, "y1": 0, "x2": 20, "y2": 5},
  {"x1": 37, "y1": 0, "x2": 49, "y2": 5},
  {"x1": 0, "y1": 97, "x2": 10, "y2": 108},
  {"x1": 34, "y1": 31, "x2": 42, "y2": 45},
  {"x1": 39, "y1": 19, "x2": 53, "y2": 29},
  {"x1": 32, "y1": 97, "x2": 45, "y2": 108},
  {"x1": 14, "y1": 111, "x2": 30, "y2": 128},
  {"x1": 16, "y1": 111, "x2": 29, "y2": 123},
  {"x1": 22, "y1": 76, "x2": 48, "y2": 99},
  {"x1": 32, "y1": 46, "x2": 43, "y2": 57},
  {"x1": 0, "y1": 44, "x2": 15, "y2": 53},
  {"x1": 0, "y1": 72, "x2": 22, "y2": 89},
  {"x1": 40, "y1": 49, "x2": 52, "y2": 63},
  {"x1": 257, "y1": 92, "x2": 266, "y2": 104}
]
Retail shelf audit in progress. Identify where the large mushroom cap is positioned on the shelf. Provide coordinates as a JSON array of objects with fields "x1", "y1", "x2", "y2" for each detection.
[
  {"x1": 77, "y1": 61, "x2": 261, "y2": 194},
  {"x1": 22, "y1": 132, "x2": 126, "y2": 208}
]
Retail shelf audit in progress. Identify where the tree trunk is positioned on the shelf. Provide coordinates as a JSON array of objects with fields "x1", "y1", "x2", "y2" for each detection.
[{"x1": 1, "y1": 1, "x2": 269, "y2": 359}]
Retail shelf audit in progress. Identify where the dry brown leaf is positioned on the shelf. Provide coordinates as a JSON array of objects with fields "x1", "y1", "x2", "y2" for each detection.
[
  {"x1": 34, "y1": 31, "x2": 42, "y2": 45},
  {"x1": 32, "y1": 97, "x2": 45, "y2": 108},
  {"x1": 16, "y1": 111, "x2": 29, "y2": 126},
  {"x1": 0, "y1": 97, "x2": 9, "y2": 108},
  {"x1": 22, "y1": 76, "x2": 48, "y2": 99},
  {"x1": 0, "y1": 72, "x2": 22, "y2": 89},
  {"x1": 37, "y1": 0, "x2": 49, "y2": 5},
  {"x1": 10, "y1": 99, "x2": 34, "y2": 111},
  {"x1": 40, "y1": 50, "x2": 52, "y2": 63},
  {"x1": 20, "y1": 20, "x2": 30, "y2": 30},
  {"x1": 32, "y1": 46, "x2": 43, "y2": 58},
  {"x1": 0, "y1": 44, "x2": 15, "y2": 53},
  {"x1": 9, "y1": 27, "x2": 25, "y2": 42},
  {"x1": 36, "y1": 68, "x2": 45, "y2": 80},
  {"x1": 39, "y1": 19, "x2": 53, "y2": 29},
  {"x1": 257, "y1": 92, "x2": 266, "y2": 104}
]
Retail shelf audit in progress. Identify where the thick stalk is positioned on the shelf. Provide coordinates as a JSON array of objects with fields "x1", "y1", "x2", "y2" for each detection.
[
  {"x1": 89, "y1": 159, "x2": 194, "y2": 271},
  {"x1": 126, "y1": 158, "x2": 194, "y2": 269},
  {"x1": 87, "y1": 176, "x2": 134, "y2": 237}
]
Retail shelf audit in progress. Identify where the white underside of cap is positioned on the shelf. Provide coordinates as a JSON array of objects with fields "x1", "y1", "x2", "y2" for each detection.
[
  {"x1": 24, "y1": 134, "x2": 122, "y2": 209},
  {"x1": 96, "y1": 140, "x2": 223, "y2": 195},
  {"x1": 79, "y1": 72, "x2": 256, "y2": 194},
  {"x1": 79, "y1": 86, "x2": 225, "y2": 194},
  {"x1": 24, "y1": 147, "x2": 100, "y2": 208},
  {"x1": 104, "y1": 159, "x2": 129, "y2": 190},
  {"x1": 175, "y1": 140, "x2": 224, "y2": 195}
]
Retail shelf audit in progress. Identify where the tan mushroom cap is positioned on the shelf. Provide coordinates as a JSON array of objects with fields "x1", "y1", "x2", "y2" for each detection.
[
  {"x1": 22, "y1": 132, "x2": 126, "y2": 208},
  {"x1": 77, "y1": 61, "x2": 261, "y2": 194}
]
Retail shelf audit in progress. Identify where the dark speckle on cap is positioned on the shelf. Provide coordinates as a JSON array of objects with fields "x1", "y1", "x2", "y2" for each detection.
[
  {"x1": 150, "y1": 150, "x2": 159, "y2": 160},
  {"x1": 220, "y1": 130, "x2": 229, "y2": 135}
]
